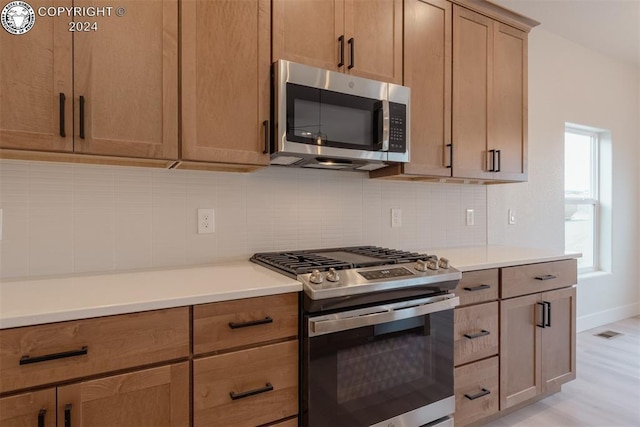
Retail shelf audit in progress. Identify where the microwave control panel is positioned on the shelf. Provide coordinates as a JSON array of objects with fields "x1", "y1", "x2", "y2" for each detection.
[{"x1": 389, "y1": 102, "x2": 407, "y2": 153}]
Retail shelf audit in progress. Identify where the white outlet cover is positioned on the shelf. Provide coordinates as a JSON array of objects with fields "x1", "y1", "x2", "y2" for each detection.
[
  {"x1": 508, "y1": 209, "x2": 516, "y2": 225},
  {"x1": 391, "y1": 208, "x2": 402, "y2": 228},
  {"x1": 466, "y1": 209, "x2": 474, "y2": 226},
  {"x1": 198, "y1": 208, "x2": 215, "y2": 234}
]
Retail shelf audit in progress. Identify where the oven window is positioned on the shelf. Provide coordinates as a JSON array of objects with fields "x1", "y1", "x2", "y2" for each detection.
[
  {"x1": 304, "y1": 309, "x2": 453, "y2": 427},
  {"x1": 287, "y1": 83, "x2": 379, "y2": 150}
]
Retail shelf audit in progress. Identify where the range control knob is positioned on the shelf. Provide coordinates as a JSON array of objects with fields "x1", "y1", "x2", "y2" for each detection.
[
  {"x1": 427, "y1": 258, "x2": 439, "y2": 271},
  {"x1": 309, "y1": 269, "x2": 323, "y2": 284},
  {"x1": 438, "y1": 257, "x2": 450, "y2": 269},
  {"x1": 326, "y1": 268, "x2": 340, "y2": 282},
  {"x1": 415, "y1": 259, "x2": 429, "y2": 272}
]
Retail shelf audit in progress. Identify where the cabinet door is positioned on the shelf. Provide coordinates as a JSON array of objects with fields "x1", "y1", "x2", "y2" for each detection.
[
  {"x1": 402, "y1": 0, "x2": 451, "y2": 176},
  {"x1": 345, "y1": 0, "x2": 402, "y2": 84},
  {"x1": 499, "y1": 293, "x2": 541, "y2": 409},
  {"x1": 272, "y1": 0, "x2": 344, "y2": 71},
  {"x1": 73, "y1": 0, "x2": 178, "y2": 159},
  {"x1": 0, "y1": 388, "x2": 55, "y2": 427},
  {"x1": 57, "y1": 362, "x2": 189, "y2": 427},
  {"x1": 182, "y1": 0, "x2": 270, "y2": 166},
  {"x1": 541, "y1": 287, "x2": 576, "y2": 391},
  {"x1": 0, "y1": 0, "x2": 72, "y2": 152},
  {"x1": 452, "y1": 6, "x2": 493, "y2": 180},
  {"x1": 493, "y1": 23, "x2": 527, "y2": 181}
]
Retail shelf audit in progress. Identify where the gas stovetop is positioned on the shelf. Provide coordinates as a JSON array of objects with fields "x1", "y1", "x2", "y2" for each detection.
[{"x1": 250, "y1": 246, "x2": 462, "y2": 301}]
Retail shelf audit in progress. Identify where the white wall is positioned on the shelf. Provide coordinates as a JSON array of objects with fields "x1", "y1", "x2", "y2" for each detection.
[
  {"x1": 0, "y1": 161, "x2": 487, "y2": 278},
  {"x1": 488, "y1": 29, "x2": 640, "y2": 331}
]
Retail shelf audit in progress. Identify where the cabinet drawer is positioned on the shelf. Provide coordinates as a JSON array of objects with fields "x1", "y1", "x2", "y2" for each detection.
[
  {"x1": 454, "y1": 302, "x2": 499, "y2": 366},
  {"x1": 0, "y1": 308, "x2": 189, "y2": 393},
  {"x1": 0, "y1": 388, "x2": 56, "y2": 427},
  {"x1": 454, "y1": 356, "x2": 499, "y2": 427},
  {"x1": 193, "y1": 340, "x2": 298, "y2": 427},
  {"x1": 454, "y1": 269, "x2": 499, "y2": 306},
  {"x1": 501, "y1": 259, "x2": 577, "y2": 299},
  {"x1": 193, "y1": 293, "x2": 298, "y2": 354}
]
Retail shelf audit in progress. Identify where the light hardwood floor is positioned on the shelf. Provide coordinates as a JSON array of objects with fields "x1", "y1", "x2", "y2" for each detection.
[{"x1": 483, "y1": 316, "x2": 640, "y2": 426}]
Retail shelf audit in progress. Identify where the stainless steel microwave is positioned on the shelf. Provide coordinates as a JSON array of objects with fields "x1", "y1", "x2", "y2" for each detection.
[{"x1": 270, "y1": 60, "x2": 410, "y2": 171}]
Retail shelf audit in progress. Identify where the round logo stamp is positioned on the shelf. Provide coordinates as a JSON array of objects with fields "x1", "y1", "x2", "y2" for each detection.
[{"x1": 1, "y1": 1, "x2": 35, "y2": 35}]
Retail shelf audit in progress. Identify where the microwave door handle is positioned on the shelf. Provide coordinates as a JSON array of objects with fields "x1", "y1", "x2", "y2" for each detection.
[
  {"x1": 308, "y1": 296, "x2": 459, "y2": 336},
  {"x1": 381, "y1": 99, "x2": 390, "y2": 151}
]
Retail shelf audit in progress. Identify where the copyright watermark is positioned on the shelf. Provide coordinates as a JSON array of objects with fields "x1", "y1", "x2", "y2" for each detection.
[{"x1": 2, "y1": 1, "x2": 127, "y2": 34}]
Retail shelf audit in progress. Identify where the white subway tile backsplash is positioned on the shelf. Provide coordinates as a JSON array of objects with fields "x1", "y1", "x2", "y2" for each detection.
[{"x1": 0, "y1": 159, "x2": 487, "y2": 278}]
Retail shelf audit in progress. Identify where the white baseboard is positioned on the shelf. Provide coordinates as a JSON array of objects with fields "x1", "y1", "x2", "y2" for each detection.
[{"x1": 577, "y1": 302, "x2": 640, "y2": 333}]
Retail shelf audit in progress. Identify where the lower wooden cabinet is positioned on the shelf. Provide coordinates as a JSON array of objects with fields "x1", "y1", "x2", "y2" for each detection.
[
  {"x1": 193, "y1": 340, "x2": 298, "y2": 427},
  {"x1": 58, "y1": 362, "x2": 189, "y2": 427},
  {"x1": 0, "y1": 363, "x2": 189, "y2": 427},
  {"x1": 454, "y1": 356, "x2": 499, "y2": 426},
  {"x1": 500, "y1": 286, "x2": 576, "y2": 409},
  {"x1": 0, "y1": 388, "x2": 56, "y2": 427}
]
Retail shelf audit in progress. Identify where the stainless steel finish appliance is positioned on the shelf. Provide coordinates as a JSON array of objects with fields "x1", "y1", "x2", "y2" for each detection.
[
  {"x1": 271, "y1": 60, "x2": 410, "y2": 171},
  {"x1": 250, "y1": 246, "x2": 461, "y2": 427}
]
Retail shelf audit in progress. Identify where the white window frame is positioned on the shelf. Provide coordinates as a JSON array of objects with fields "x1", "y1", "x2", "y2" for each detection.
[{"x1": 564, "y1": 126, "x2": 599, "y2": 273}]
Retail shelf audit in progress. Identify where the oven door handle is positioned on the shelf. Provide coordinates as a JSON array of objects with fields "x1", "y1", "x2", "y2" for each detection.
[{"x1": 308, "y1": 296, "x2": 459, "y2": 337}]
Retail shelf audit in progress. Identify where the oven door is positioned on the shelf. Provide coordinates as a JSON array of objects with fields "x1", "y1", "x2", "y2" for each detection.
[{"x1": 303, "y1": 296, "x2": 458, "y2": 427}]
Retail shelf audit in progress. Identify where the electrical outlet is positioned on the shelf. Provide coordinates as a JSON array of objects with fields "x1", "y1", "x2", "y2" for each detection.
[
  {"x1": 466, "y1": 209, "x2": 474, "y2": 226},
  {"x1": 391, "y1": 208, "x2": 402, "y2": 228},
  {"x1": 198, "y1": 208, "x2": 215, "y2": 234},
  {"x1": 508, "y1": 209, "x2": 516, "y2": 225}
]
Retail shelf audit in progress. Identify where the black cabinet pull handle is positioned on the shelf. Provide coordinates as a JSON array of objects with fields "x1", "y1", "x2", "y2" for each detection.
[
  {"x1": 262, "y1": 120, "x2": 269, "y2": 154},
  {"x1": 463, "y1": 284, "x2": 490, "y2": 292},
  {"x1": 228, "y1": 316, "x2": 273, "y2": 329},
  {"x1": 496, "y1": 149, "x2": 501, "y2": 172},
  {"x1": 537, "y1": 301, "x2": 546, "y2": 328},
  {"x1": 535, "y1": 274, "x2": 557, "y2": 281},
  {"x1": 545, "y1": 301, "x2": 551, "y2": 327},
  {"x1": 79, "y1": 96, "x2": 85, "y2": 139},
  {"x1": 338, "y1": 35, "x2": 345, "y2": 67},
  {"x1": 229, "y1": 382, "x2": 273, "y2": 400},
  {"x1": 59, "y1": 93, "x2": 66, "y2": 138},
  {"x1": 488, "y1": 149, "x2": 496, "y2": 172},
  {"x1": 38, "y1": 409, "x2": 46, "y2": 427},
  {"x1": 20, "y1": 346, "x2": 88, "y2": 365},
  {"x1": 348, "y1": 37, "x2": 355, "y2": 69},
  {"x1": 464, "y1": 329, "x2": 490, "y2": 339},
  {"x1": 446, "y1": 143, "x2": 453, "y2": 168},
  {"x1": 465, "y1": 388, "x2": 490, "y2": 400},
  {"x1": 64, "y1": 404, "x2": 72, "y2": 427}
]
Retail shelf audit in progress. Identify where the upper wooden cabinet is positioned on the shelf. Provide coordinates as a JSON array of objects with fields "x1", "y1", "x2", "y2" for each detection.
[
  {"x1": 272, "y1": 0, "x2": 403, "y2": 84},
  {"x1": 181, "y1": 0, "x2": 271, "y2": 168},
  {"x1": 372, "y1": 0, "x2": 451, "y2": 179},
  {"x1": 373, "y1": 0, "x2": 532, "y2": 183},
  {"x1": 0, "y1": 0, "x2": 178, "y2": 160}
]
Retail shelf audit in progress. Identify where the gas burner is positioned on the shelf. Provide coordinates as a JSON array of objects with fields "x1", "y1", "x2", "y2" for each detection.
[{"x1": 250, "y1": 246, "x2": 461, "y2": 303}]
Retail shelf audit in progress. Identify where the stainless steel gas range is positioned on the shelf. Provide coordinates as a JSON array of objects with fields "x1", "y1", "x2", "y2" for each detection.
[{"x1": 251, "y1": 246, "x2": 461, "y2": 427}]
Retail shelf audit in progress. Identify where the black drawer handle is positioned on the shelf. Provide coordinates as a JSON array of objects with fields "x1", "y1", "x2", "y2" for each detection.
[
  {"x1": 38, "y1": 409, "x2": 46, "y2": 427},
  {"x1": 465, "y1": 388, "x2": 490, "y2": 400},
  {"x1": 228, "y1": 316, "x2": 273, "y2": 329},
  {"x1": 64, "y1": 404, "x2": 72, "y2": 427},
  {"x1": 464, "y1": 329, "x2": 490, "y2": 339},
  {"x1": 537, "y1": 301, "x2": 546, "y2": 328},
  {"x1": 229, "y1": 382, "x2": 273, "y2": 400},
  {"x1": 79, "y1": 96, "x2": 85, "y2": 139},
  {"x1": 348, "y1": 37, "x2": 355, "y2": 69},
  {"x1": 59, "y1": 93, "x2": 66, "y2": 137},
  {"x1": 262, "y1": 120, "x2": 269, "y2": 154},
  {"x1": 463, "y1": 284, "x2": 491, "y2": 292},
  {"x1": 20, "y1": 346, "x2": 88, "y2": 365},
  {"x1": 535, "y1": 274, "x2": 557, "y2": 281},
  {"x1": 338, "y1": 35, "x2": 345, "y2": 67}
]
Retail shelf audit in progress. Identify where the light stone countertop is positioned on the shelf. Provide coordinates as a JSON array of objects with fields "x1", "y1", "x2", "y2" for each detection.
[
  {"x1": 0, "y1": 246, "x2": 580, "y2": 329},
  {"x1": 426, "y1": 245, "x2": 581, "y2": 272},
  {"x1": 0, "y1": 261, "x2": 300, "y2": 329}
]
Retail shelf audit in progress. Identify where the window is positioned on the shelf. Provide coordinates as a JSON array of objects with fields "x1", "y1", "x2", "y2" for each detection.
[{"x1": 564, "y1": 127, "x2": 598, "y2": 271}]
